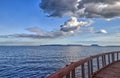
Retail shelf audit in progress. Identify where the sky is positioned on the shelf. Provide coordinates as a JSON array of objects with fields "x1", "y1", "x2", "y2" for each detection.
[{"x1": 0, "y1": 0, "x2": 120, "y2": 46}]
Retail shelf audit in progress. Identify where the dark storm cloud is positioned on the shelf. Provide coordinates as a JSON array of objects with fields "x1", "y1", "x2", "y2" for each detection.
[
  {"x1": 40, "y1": 0, "x2": 120, "y2": 18},
  {"x1": 40, "y1": 0, "x2": 81, "y2": 17}
]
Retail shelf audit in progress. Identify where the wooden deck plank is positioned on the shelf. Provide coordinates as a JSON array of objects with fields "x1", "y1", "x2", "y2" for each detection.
[{"x1": 93, "y1": 61, "x2": 120, "y2": 78}]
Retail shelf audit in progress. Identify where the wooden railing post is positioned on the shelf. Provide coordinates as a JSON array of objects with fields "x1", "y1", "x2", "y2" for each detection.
[
  {"x1": 113, "y1": 53, "x2": 115, "y2": 62},
  {"x1": 81, "y1": 64, "x2": 85, "y2": 78},
  {"x1": 66, "y1": 73, "x2": 70, "y2": 78},
  {"x1": 71, "y1": 62, "x2": 75, "y2": 78},
  {"x1": 108, "y1": 54, "x2": 110, "y2": 64},
  {"x1": 112, "y1": 53, "x2": 115, "y2": 63},
  {"x1": 104, "y1": 55, "x2": 106, "y2": 66},
  {"x1": 88, "y1": 61, "x2": 91, "y2": 78},
  {"x1": 102, "y1": 56, "x2": 104, "y2": 67},
  {"x1": 117, "y1": 52, "x2": 119, "y2": 61},
  {"x1": 97, "y1": 57, "x2": 100, "y2": 70},
  {"x1": 71, "y1": 69, "x2": 75, "y2": 78},
  {"x1": 66, "y1": 65, "x2": 70, "y2": 78},
  {"x1": 90, "y1": 59, "x2": 93, "y2": 75}
]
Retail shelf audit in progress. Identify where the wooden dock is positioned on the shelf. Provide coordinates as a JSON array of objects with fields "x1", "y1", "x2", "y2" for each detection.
[
  {"x1": 92, "y1": 61, "x2": 120, "y2": 78},
  {"x1": 47, "y1": 51, "x2": 120, "y2": 78}
]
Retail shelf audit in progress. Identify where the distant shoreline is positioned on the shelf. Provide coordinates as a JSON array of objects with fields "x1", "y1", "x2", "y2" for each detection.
[{"x1": 0, "y1": 45, "x2": 120, "y2": 47}]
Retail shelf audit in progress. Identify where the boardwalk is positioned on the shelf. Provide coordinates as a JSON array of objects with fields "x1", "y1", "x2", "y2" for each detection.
[
  {"x1": 92, "y1": 61, "x2": 120, "y2": 78},
  {"x1": 47, "y1": 51, "x2": 120, "y2": 78}
]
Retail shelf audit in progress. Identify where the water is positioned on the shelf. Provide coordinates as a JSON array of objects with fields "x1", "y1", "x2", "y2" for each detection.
[{"x1": 0, "y1": 46, "x2": 120, "y2": 78}]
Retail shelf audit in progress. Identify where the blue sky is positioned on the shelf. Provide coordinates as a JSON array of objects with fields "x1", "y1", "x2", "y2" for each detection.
[{"x1": 0, "y1": 0, "x2": 120, "y2": 46}]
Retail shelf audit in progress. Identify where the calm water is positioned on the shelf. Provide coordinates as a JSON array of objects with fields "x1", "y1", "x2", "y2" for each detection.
[{"x1": 0, "y1": 46, "x2": 120, "y2": 78}]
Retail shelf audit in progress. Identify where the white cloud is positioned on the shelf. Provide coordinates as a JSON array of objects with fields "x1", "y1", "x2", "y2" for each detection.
[
  {"x1": 96, "y1": 29, "x2": 108, "y2": 34},
  {"x1": 60, "y1": 17, "x2": 93, "y2": 32},
  {"x1": 0, "y1": 17, "x2": 93, "y2": 39}
]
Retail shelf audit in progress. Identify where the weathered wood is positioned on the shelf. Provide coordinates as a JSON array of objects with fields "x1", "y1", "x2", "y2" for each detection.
[
  {"x1": 88, "y1": 61, "x2": 91, "y2": 78},
  {"x1": 92, "y1": 61, "x2": 120, "y2": 78},
  {"x1": 71, "y1": 62, "x2": 75, "y2": 78},
  {"x1": 108, "y1": 54, "x2": 110, "y2": 64},
  {"x1": 117, "y1": 52, "x2": 119, "y2": 61},
  {"x1": 66, "y1": 65, "x2": 70, "y2": 78},
  {"x1": 47, "y1": 51, "x2": 120, "y2": 78},
  {"x1": 71, "y1": 69, "x2": 75, "y2": 78},
  {"x1": 81, "y1": 64, "x2": 85, "y2": 78},
  {"x1": 90, "y1": 59, "x2": 93, "y2": 75}
]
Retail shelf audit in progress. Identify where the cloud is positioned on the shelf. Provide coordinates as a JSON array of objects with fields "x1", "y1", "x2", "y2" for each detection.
[
  {"x1": 40, "y1": 0, "x2": 120, "y2": 18},
  {"x1": 96, "y1": 29, "x2": 108, "y2": 34},
  {"x1": 0, "y1": 32, "x2": 64, "y2": 39},
  {"x1": 0, "y1": 17, "x2": 93, "y2": 39},
  {"x1": 84, "y1": 2, "x2": 120, "y2": 18},
  {"x1": 60, "y1": 17, "x2": 93, "y2": 32},
  {"x1": 26, "y1": 26, "x2": 46, "y2": 35},
  {"x1": 0, "y1": 40, "x2": 46, "y2": 46},
  {"x1": 1, "y1": 30, "x2": 78, "y2": 39},
  {"x1": 40, "y1": 0, "x2": 81, "y2": 17}
]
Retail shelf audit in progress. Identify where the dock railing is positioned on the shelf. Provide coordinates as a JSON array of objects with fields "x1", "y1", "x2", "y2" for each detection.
[{"x1": 47, "y1": 51, "x2": 120, "y2": 78}]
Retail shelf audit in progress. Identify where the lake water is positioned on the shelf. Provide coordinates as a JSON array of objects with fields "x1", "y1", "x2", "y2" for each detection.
[{"x1": 0, "y1": 46, "x2": 120, "y2": 78}]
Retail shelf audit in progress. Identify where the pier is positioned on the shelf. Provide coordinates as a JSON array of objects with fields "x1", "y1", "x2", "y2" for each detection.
[{"x1": 47, "y1": 51, "x2": 120, "y2": 78}]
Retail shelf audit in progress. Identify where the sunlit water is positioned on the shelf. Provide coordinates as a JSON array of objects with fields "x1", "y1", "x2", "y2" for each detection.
[{"x1": 0, "y1": 46, "x2": 120, "y2": 78}]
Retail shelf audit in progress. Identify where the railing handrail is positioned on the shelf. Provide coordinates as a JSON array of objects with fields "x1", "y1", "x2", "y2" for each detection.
[{"x1": 47, "y1": 51, "x2": 120, "y2": 78}]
